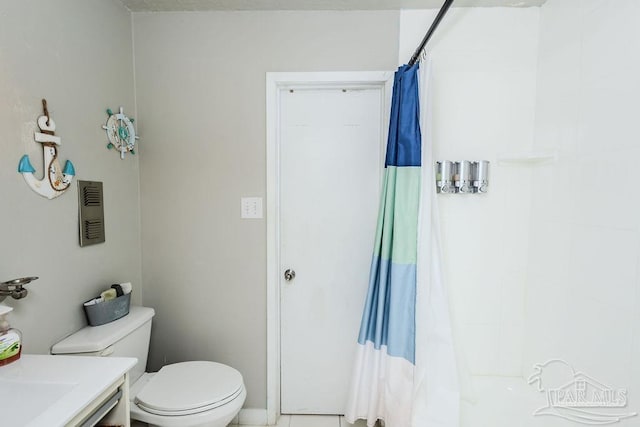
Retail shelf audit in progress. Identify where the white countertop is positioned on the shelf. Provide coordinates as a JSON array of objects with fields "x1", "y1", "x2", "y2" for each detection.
[{"x1": 0, "y1": 354, "x2": 137, "y2": 426}]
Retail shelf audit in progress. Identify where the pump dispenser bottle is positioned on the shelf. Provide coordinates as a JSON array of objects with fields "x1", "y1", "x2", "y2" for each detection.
[{"x1": 0, "y1": 305, "x2": 22, "y2": 366}]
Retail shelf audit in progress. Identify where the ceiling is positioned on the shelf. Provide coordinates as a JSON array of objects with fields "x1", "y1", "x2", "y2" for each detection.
[{"x1": 121, "y1": 0, "x2": 547, "y2": 12}]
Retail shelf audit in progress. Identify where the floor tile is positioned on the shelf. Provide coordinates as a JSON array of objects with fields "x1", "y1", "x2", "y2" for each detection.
[{"x1": 289, "y1": 414, "x2": 340, "y2": 427}]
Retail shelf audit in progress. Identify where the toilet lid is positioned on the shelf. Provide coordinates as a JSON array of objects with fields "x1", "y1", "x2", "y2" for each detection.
[{"x1": 135, "y1": 361, "x2": 244, "y2": 415}]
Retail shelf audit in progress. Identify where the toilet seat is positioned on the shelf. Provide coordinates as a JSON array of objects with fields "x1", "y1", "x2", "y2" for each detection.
[{"x1": 135, "y1": 361, "x2": 244, "y2": 416}]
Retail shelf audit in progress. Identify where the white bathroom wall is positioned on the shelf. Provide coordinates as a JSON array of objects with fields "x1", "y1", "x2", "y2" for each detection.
[
  {"x1": 524, "y1": 0, "x2": 640, "y2": 401},
  {"x1": 399, "y1": 7, "x2": 540, "y2": 376},
  {"x1": 0, "y1": 1, "x2": 141, "y2": 353},
  {"x1": 133, "y1": 10, "x2": 400, "y2": 409}
]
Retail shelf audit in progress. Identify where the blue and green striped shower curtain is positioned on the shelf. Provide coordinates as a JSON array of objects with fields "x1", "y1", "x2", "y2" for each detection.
[{"x1": 345, "y1": 62, "x2": 460, "y2": 427}]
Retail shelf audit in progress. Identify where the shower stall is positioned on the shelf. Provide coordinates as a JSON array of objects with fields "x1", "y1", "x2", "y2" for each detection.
[{"x1": 399, "y1": 1, "x2": 640, "y2": 425}]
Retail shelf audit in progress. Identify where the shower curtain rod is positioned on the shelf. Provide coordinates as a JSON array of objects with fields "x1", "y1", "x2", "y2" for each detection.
[{"x1": 408, "y1": 0, "x2": 454, "y2": 66}]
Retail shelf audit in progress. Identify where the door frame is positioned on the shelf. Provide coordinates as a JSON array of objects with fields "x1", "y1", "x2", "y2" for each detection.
[{"x1": 266, "y1": 71, "x2": 393, "y2": 424}]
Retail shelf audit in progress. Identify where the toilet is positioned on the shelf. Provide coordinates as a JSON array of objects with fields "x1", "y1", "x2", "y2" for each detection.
[{"x1": 51, "y1": 306, "x2": 246, "y2": 427}]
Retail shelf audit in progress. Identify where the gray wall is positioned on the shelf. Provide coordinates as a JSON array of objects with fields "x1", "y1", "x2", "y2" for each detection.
[
  {"x1": 0, "y1": 0, "x2": 142, "y2": 352},
  {"x1": 133, "y1": 10, "x2": 399, "y2": 408}
]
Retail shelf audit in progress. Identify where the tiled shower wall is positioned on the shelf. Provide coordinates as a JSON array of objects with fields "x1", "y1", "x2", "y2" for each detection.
[
  {"x1": 524, "y1": 0, "x2": 640, "y2": 395},
  {"x1": 399, "y1": 7, "x2": 540, "y2": 376}
]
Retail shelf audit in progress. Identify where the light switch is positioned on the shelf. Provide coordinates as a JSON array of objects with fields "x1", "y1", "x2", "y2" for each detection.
[{"x1": 241, "y1": 197, "x2": 263, "y2": 219}]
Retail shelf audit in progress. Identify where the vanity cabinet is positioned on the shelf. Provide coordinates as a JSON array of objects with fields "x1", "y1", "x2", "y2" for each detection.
[{"x1": 67, "y1": 371, "x2": 131, "y2": 427}]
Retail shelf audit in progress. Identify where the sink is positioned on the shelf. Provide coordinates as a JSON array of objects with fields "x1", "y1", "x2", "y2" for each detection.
[
  {"x1": 0, "y1": 379, "x2": 76, "y2": 425},
  {"x1": 0, "y1": 354, "x2": 136, "y2": 426}
]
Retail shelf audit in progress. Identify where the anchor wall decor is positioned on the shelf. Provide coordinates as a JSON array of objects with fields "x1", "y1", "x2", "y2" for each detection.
[{"x1": 18, "y1": 99, "x2": 76, "y2": 199}]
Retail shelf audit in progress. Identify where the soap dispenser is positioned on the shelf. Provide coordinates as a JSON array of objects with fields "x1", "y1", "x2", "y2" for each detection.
[{"x1": 0, "y1": 305, "x2": 21, "y2": 366}]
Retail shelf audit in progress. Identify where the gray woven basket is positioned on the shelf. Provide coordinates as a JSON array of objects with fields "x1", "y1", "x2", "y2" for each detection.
[{"x1": 84, "y1": 293, "x2": 130, "y2": 326}]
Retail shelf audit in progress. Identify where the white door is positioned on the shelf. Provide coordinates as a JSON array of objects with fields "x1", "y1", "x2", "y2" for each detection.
[{"x1": 279, "y1": 86, "x2": 385, "y2": 414}]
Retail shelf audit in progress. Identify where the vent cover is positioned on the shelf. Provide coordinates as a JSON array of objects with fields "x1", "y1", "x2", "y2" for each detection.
[{"x1": 78, "y1": 180, "x2": 105, "y2": 246}]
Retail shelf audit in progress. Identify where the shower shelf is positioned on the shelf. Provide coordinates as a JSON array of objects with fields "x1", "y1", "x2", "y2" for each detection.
[{"x1": 497, "y1": 151, "x2": 558, "y2": 165}]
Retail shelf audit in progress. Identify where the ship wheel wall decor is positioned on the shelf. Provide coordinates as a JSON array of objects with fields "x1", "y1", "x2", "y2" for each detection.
[
  {"x1": 18, "y1": 99, "x2": 76, "y2": 199},
  {"x1": 103, "y1": 106, "x2": 138, "y2": 159}
]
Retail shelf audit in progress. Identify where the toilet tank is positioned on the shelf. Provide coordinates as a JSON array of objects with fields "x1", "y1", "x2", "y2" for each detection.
[{"x1": 51, "y1": 306, "x2": 155, "y2": 383}]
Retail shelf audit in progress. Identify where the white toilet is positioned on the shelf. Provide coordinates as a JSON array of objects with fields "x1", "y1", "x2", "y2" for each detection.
[{"x1": 51, "y1": 306, "x2": 246, "y2": 427}]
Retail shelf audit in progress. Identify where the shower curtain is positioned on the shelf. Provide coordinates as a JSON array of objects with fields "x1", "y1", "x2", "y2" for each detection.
[{"x1": 345, "y1": 62, "x2": 460, "y2": 427}]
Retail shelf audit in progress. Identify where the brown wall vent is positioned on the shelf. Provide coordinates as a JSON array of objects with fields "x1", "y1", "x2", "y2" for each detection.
[{"x1": 78, "y1": 180, "x2": 105, "y2": 247}]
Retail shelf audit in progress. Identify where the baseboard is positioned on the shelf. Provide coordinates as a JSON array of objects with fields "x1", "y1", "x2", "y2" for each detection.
[{"x1": 231, "y1": 408, "x2": 269, "y2": 425}]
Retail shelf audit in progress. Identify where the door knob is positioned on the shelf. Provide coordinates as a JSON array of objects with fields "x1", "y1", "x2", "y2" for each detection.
[{"x1": 284, "y1": 269, "x2": 296, "y2": 281}]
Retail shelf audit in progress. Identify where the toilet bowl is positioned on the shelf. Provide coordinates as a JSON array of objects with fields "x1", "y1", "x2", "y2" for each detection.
[
  {"x1": 51, "y1": 306, "x2": 246, "y2": 427},
  {"x1": 129, "y1": 361, "x2": 246, "y2": 427}
]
